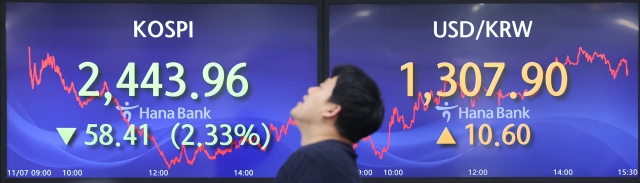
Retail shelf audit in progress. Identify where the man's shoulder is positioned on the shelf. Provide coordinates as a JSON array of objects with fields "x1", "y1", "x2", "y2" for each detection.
[
  {"x1": 298, "y1": 140, "x2": 354, "y2": 155},
  {"x1": 274, "y1": 140, "x2": 361, "y2": 183},
  {"x1": 293, "y1": 140, "x2": 357, "y2": 165}
]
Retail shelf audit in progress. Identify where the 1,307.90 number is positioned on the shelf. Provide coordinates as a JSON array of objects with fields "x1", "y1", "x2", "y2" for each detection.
[{"x1": 401, "y1": 61, "x2": 568, "y2": 97}]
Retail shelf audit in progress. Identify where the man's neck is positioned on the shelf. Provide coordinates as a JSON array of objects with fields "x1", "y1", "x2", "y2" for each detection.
[{"x1": 298, "y1": 121, "x2": 352, "y2": 146}]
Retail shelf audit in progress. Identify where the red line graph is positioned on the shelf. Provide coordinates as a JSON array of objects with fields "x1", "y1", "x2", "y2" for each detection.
[
  {"x1": 27, "y1": 47, "x2": 298, "y2": 169},
  {"x1": 28, "y1": 46, "x2": 630, "y2": 163},
  {"x1": 560, "y1": 46, "x2": 629, "y2": 79},
  {"x1": 353, "y1": 46, "x2": 630, "y2": 159}
]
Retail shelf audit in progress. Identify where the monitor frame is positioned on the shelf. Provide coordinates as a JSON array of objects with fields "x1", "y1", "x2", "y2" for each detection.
[
  {"x1": 1, "y1": 0, "x2": 322, "y2": 183},
  {"x1": 2, "y1": 0, "x2": 639, "y2": 182},
  {"x1": 322, "y1": 0, "x2": 639, "y2": 183}
]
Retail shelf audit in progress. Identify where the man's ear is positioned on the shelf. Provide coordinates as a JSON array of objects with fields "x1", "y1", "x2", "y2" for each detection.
[{"x1": 322, "y1": 104, "x2": 341, "y2": 119}]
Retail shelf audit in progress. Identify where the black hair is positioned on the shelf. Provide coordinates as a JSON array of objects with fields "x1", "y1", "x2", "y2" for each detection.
[{"x1": 328, "y1": 64, "x2": 384, "y2": 143}]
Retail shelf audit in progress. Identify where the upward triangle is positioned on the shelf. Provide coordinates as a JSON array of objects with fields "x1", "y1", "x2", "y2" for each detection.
[{"x1": 436, "y1": 127, "x2": 456, "y2": 144}]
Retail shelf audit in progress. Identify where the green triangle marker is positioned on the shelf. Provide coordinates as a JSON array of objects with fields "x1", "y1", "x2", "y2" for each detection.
[{"x1": 56, "y1": 128, "x2": 76, "y2": 145}]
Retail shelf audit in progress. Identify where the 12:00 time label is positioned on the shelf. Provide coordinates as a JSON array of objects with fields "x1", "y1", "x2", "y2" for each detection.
[
  {"x1": 469, "y1": 169, "x2": 488, "y2": 176},
  {"x1": 149, "y1": 170, "x2": 169, "y2": 177}
]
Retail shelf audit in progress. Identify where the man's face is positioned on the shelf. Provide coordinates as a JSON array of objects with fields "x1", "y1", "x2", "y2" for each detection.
[{"x1": 290, "y1": 76, "x2": 340, "y2": 124}]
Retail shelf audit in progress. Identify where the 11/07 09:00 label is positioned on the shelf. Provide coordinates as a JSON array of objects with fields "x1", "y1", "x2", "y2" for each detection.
[{"x1": 7, "y1": 170, "x2": 52, "y2": 177}]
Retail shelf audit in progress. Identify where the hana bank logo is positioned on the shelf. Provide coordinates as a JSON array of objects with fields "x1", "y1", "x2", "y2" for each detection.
[
  {"x1": 435, "y1": 102, "x2": 458, "y2": 122},
  {"x1": 116, "y1": 101, "x2": 139, "y2": 122}
]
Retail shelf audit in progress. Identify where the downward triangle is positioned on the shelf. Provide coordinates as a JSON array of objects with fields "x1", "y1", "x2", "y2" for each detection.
[{"x1": 56, "y1": 128, "x2": 76, "y2": 145}]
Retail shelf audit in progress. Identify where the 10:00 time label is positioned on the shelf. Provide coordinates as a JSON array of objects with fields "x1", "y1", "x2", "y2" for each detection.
[{"x1": 384, "y1": 169, "x2": 404, "y2": 176}]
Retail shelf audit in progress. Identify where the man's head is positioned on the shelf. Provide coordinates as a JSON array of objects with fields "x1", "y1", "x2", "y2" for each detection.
[{"x1": 290, "y1": 64, "x2": 384, "y2": 143}]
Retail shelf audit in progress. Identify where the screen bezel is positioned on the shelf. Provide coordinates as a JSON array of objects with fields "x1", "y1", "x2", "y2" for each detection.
[
  {"x1": 323, "y1": 0, "x2": 639, "y2": 183},
  {"x1": 1, "y1": 0, "x2": 322, "y2": 183},
  {"x1": 2, "y1": 0, "x2": 639, "y2": 182}
]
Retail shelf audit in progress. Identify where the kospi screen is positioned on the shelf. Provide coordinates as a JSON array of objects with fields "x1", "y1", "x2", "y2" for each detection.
[
  {"x1": 329, "y1": 3, "x2": 638, "y2": 177},
  {"x1": 5, "y1": 2, "x2": 317, "y2": 178}
]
